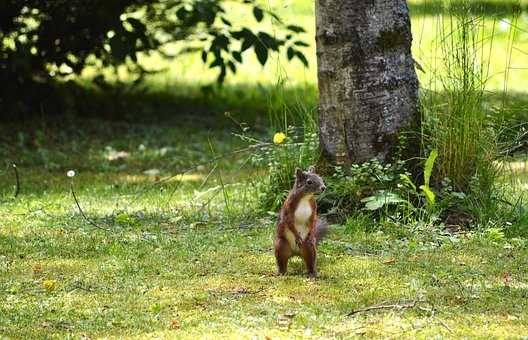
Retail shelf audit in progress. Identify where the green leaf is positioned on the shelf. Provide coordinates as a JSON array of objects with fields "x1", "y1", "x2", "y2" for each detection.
[
  {"x1": 234, "y1": 29, "x2": 255, "y2": 52},
  {"x1": 361, "y1": 191, "x2": 406, "y2": 211},
  {"x1": 254, "y1": 42, "x2": 268, "y2": 65},
  {"x1": 287, "y1": 25, "x2": 306, "y2": 33},
  {"x1": 287, "y1": 47, "x2": 294, "y2": 61},
  {"x1": 109, "y1": 35, "x2": 128, "y2": 62},
  {"x1": 209, "y1": 58, "x2": 223, "y2": 68},
  {"x1": 241, "y1": 38, "x2": 253, "y2": 51},
  {"x1": 268, "y1": 11, "x2": 283, "y2": 24},
  {"x1": 295, "y1": 51, "x2": 308, "y2": 67},
  {"x1": 220, "y1": 17, "x2": 232, "y2": 26},
  {"x1": 399, "y1": 174, "x2": 416, "y2": 191},
  {"x1": 231, "y1": 29, "x2": 254, "y2": 51},
  {"x1": 126, "y1": 18, "x2": 146, "y2": 34},
  {"x1": 423, "y1": 149, "x2": 438, "y2": 188},
  {"x1": 253, "y1": 7, "x2": 264, "y2": 22},
  {"x1": 232, "y1": 51, "x2": 242, "y2": 63},
  {"x1": 258, "y1": 32, "x2": 279, "y2": 50},
  {"x1": 293, "y1": 40, "x2": 309, "y2": 47},
  {"x1": 227, "y1": 60, "x2": 236, "y2": 73},
  {"x1": 419, "y1": 185, "x2": 436, "y2": 205},
  {"x1": 218, "y1": 65, "x2": 226, "y2": 83},
  {"x1": 176, "y1": 7, "x2": 188, "y2": 20},
  {"x1": 211, "y1": 34, "x2": 229, "y2": 52}
]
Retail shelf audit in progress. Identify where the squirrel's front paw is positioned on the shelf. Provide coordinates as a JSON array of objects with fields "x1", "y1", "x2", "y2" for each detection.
[{"x1": 295, "y1": 236, "x2": 304, "y2": 248}]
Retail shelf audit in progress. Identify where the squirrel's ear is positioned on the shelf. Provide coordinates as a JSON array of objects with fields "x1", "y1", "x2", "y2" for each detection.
[
  {"x1": 308, "y1": 165, "x2": 316, "y2": 173},
  {"x1": 295, "y1": 168, "x2": 304, "y2": 181}
]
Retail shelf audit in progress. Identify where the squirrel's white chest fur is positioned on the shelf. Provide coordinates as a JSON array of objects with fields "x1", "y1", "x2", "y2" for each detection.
[{"x1": 285, "y1": 196, "x2": 313, "y2": 253}]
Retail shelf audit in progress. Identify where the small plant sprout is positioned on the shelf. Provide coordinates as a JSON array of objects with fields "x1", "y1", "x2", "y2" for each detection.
[
  {"x1": 273, "y1": 132, "x2": 286, "y2": 145},
  {"x1": 67, "y1": 170, "x2": 76, "y2": 178}
]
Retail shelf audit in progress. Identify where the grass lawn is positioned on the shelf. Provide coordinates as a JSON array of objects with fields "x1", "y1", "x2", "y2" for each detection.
[
  {"x1": 1, "y1": 120, "x2": 528, "y2": 338},
  {"x1": 2, "y1": 0, "x2": 528, "y2": 338}
]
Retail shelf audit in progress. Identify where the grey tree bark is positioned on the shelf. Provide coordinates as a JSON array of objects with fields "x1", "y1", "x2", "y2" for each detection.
[{"x1": 316, "y1": 0, "x2": 419, "y2": 165}]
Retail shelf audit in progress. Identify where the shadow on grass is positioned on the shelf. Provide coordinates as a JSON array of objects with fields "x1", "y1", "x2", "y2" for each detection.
[{"x1": 1, "y1": 79, "x2": 318, "y2": 129}]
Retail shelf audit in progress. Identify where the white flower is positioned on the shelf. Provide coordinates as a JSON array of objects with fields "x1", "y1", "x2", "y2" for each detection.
[{"x1": 67, "y1": 170, "x2": 76, "y2": 178}]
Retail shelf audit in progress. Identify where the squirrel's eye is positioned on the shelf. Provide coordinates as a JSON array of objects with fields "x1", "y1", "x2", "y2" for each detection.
[{"x1": 307, "y1": 179, "x2": 313, "y2": 185}]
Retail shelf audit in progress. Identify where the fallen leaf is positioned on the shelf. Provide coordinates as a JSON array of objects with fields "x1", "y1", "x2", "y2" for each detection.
[
  {"x1": 170, "y1": 319, "x2": 180, "y2": 330},
  {"x1": 503, "y1": 272, "x2": 511, "y2": 288},
  {"x1": 383, "y1": 258, "x2": 396, "y2": 265},
  {"x1": 33, "y1": 263, "x2": 43, "y2": 275}
]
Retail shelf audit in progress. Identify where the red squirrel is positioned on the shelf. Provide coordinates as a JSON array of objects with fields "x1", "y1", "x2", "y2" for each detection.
[{"x1": 274, "y1": 166, "x2": 328, "y2": 278}]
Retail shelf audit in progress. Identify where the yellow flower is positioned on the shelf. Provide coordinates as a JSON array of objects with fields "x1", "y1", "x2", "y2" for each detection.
[
  {"x1": 43, "y1": 280, "x2": 57, "y2": 292},
  {"x1": 273, "y1": 132, "x2": 286, "y2": 145}
]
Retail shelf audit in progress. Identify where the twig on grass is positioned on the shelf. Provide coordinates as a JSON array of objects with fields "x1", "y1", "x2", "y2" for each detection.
[
  {"x1": 439, "y1": 319, "x2": 453, "y2": 333},
  {"x1": 70, "y1": 179, "x2": 109, "y2": 232},
  {"x1": 347, "y1": 301, "x2": 418, "y2": 316},
  {"x1": 198, "y1": 163, "x2": 218, "y2": 190},
  {"x1": 12, "y1": 163, "x2": 20, "y2": 197}
]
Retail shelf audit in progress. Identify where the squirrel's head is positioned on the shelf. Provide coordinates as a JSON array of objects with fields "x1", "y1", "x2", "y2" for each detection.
[{"x1": 294, "y1": 166, "x2": 326, "y2": 195}]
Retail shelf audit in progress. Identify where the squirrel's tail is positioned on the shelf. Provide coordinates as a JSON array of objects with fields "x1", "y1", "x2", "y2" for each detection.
[{"x1": 315, "y1": 218, "x2": 330, "y2": 244}]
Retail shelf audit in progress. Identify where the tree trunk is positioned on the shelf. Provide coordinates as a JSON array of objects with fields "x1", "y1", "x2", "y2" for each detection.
[{"x1": 316, "y1": 0, "x2": 419, "y2": 165}]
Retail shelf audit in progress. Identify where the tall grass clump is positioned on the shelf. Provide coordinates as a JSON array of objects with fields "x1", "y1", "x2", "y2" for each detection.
[
  {"x1": 245, "y1": 65, "x2": 321, "y2": 211},
  {"x1": 251, "y1": 123, "x2": 320, "y2": 211},
  {"x1": 421, "y1": 0, "x2": 504, "y2": 206}
]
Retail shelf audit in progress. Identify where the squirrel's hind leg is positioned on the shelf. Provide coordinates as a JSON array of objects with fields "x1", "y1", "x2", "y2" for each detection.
[
  {"x1": 275, "y1": 238, "x2": 292, "y2": 275},
  {"x1": 301, "y1": 240, "x2": 317, "y2": 278}
]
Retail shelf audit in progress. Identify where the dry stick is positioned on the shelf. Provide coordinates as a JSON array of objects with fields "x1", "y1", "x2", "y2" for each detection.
[
  {"x1": 70, "y1": 181, "x2": 109, "y2": 231},
  {"x1": 12, "y1": 163, "x2": 20, "y2": 198},
  {"x1": 198, "y1": 163, "x2": 219, "y2": 190},
  {"x1": 347, "y1": 301, "x2": 417, "y2": 316},
  {"x1": 438, "y1": 319, "x2": 453, "y2": 333}
]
